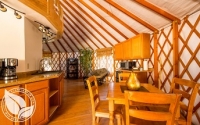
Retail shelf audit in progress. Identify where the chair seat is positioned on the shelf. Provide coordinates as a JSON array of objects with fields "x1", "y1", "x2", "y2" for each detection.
[{"x1": 96, "y1": 100, "x2": 123, "y2": 118}]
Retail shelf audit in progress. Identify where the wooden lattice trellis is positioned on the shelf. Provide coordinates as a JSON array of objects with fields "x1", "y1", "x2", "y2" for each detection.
[
  {"x1": 44, "y1": 11, "x2": 200, "y2": 124},
  {"x1": 148, "y1": 13, "x2": 200, "y2": 124}
]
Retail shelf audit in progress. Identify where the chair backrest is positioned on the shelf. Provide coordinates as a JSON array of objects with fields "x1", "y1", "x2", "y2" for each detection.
[
  {"x1": 169, "y1": 77, "x2": 199, "y2": 124},
  {"x1": 124, "y1": 91, "x2": 181, "y2": 125},
  {"x1": 86, "y1": 76, "x2": 100, "y2": 116},
  {"x1": 118, "y1": 72, "x2": 130, "y2": 82}
]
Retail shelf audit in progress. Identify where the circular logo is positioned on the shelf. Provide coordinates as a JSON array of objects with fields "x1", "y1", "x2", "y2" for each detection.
[{"x1": 1, "y1": 88, "x2": 36, "y2": 122}]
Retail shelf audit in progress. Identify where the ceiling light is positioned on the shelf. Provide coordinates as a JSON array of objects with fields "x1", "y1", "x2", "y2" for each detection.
[
  {"x1": 14, "y1": 11, "x2": 21, "y2": 19},
  {"x1": 39, "y1": 25, "x2": 43, "y2": 31},
  {"x1": 0, "y1": 2, "x2": 7, "y2": 12},
  {"x1": 47, "y1": 31, "x2": 53, "y2": 37},
  {"x1": 42, "y1": 28, "x2": 47, "y2": 33},
  {"x1": 34, "y1": 21, "x2": 57, "y2": 43}
]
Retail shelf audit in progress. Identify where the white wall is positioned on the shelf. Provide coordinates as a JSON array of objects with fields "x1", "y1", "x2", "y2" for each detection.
[
  {"x1": 0, "y1": 8, "x2": 42, "y2": 72},
  {"x1": 25, "y1": 18, "x2": 42, "y2": 71}
]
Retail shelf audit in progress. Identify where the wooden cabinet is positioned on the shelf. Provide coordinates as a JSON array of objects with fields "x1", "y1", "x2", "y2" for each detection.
[
  {"x1": 123, "y1": 38, "x2": 132, "y2": 59},
  {"x1": 25, "y1": 80, "x2": 49, "y2": 125},
  {"x1": 131, "y1": 33, "x2": 150, "y2": 59},
  {"x1": 0, "y1": 72, "x2": 64, "y2": 125},
  {"x1": 114, "y1": 42, "x2": 124, "y2": 60},
  {"x1": 114, "y1": 33, "x2": 150, "y2": 60},
  {"x1": 0, "y1": 86, "x2": 20, "y2": 125},
  {"x1": 49, "y1": 75, "x2": 64, "y2": 118},
  {"x1": 19, "y1": 0, "x2": 63, "y2": 37}
]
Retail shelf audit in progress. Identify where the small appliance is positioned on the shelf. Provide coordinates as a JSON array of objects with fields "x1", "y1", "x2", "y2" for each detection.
[
  {"x1": 120, "y1": 61, "x2": 136, "y2": 70},
  {"x1": 0, "y1": 58, "x2": 18, "y2": 80},
  {"x1": 120, "y1": 62, "x2": 129, "y2": 69},
  {"x1": 129, "y1": 61, "x2": 136, "y2": 69}
]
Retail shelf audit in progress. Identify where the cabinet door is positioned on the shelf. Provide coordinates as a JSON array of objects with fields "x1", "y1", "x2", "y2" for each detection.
[
  {"x1": 0, "y1": 86, "x2": 20, "y2": 125},
  {"x1": 25, "y1": 80, "x2": 49, "y2": 125},
  {"x1": 131, "y1": 33, "x2": 150, "y2": 59},
  {"x1": 114, "y1": 43, "x2": 124, "y2": 60},
  {"x1": 123, "y1": 38, "x2": 132, "y2": 59}
]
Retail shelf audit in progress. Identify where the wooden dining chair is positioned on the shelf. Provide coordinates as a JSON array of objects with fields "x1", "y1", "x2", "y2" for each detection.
[
  {"x1": 169, "y1": 77, "x2": 200, "y2": 125},
  {"x1": 86, "y1": 76, "x2": 124, "y2": 125},
  {"x1": 124, "y1": 91, "x2": 181, "y2": 125},
  {"x1": 118, "y1": 72, "x2": 130, "y2": 82}
]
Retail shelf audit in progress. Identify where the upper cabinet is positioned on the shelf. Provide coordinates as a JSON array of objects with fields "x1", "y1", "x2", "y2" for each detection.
[
  {"x1": 19, "y1": 0, "x2": 63, "y2": 38},
  {"x1": 114, "y1": 33, "x2": 150, "y2": 60},
  {"x1": 131, "y1": 33, "x2": 150, "y2": 59},
  {"x1": 114, "y1": 42, "x2": 124, "y2": 60},
  {"x1": 123, "y1": 38, "x2": 132, "y2": 59}
]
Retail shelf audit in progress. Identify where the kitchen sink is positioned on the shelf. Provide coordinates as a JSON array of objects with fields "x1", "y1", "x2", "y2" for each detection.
[{"x1": 31, "y1": 70, "x2": 62, "y2": 75}]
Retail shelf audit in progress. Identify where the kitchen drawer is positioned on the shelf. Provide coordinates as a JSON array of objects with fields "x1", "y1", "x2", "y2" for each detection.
[
  {"x1": 25, "y1": 80, "x2": 49, "y2": 91},
  {"x1": 0, "y1": 86, "x2": 20, "y2": 99}
]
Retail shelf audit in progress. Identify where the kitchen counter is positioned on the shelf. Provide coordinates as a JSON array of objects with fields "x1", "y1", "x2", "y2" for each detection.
[
  {"x1": 0, "y1": 70, "x2": 64, "y2": 124},
  {"x1": 0, "y1": 71, "x2": 63, "y2": 88}
]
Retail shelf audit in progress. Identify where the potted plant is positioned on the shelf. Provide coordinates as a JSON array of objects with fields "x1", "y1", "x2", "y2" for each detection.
[{"x1": 79, "y1": 48, "x2": 93, "y2": 78}]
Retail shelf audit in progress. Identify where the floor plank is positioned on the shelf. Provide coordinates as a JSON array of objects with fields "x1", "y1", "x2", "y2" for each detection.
[{"x1": 48, "y1": 79, "x2": 113, "y2": 125}]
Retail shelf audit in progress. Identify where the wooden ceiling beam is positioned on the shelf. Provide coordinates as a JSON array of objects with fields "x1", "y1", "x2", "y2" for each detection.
[
  {"x1": 64, "y1": 23, "x2": 88, "y2": 49},
  {"x1": 90, "y1": 0, "x2": 138, "y2": 35},
  {"x1": 63, "y1": 18, "x2": 95, "y2": 50},
  {"x1": 52, "y1": 42, "x2": 60, "y2": 52},
  {"x1": 79, "y1": 0, "x2": 128, "y2": 39},
  {"x1": 61, "y1": 35, "x2": 77, "y2": 52},
  {"x1": 67, "y1": 0, "x2": 121, "y2": 43},
  {"x1": 105, "y1": 0, "x2": 158, "y2": 32},
  {"x1": 62, "y1": 28, "x2": 80, "y2": 51},
  {"x1": 64, "y1": 13, "x2": 105, "y2": 48},
  {"x1": 45, "y1": 43, "x2": 53, "y2": 53},
  {"x1": 63, "y1": 1, "x2": 114, "y2": 46},
  {"x1": 135, "y1": 0, "x2": 181, "y2": 24},
  {"x1": 64, "y1": 12, "x2": 106, "y2": 48},
  {"x1": 57, "y1": 39, "x2": 68, "y2": 52}
]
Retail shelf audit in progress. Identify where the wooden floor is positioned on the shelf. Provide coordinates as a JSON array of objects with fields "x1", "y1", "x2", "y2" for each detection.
[{"x1": 47, "y1": 78, "x2": 114, "y2": 125}]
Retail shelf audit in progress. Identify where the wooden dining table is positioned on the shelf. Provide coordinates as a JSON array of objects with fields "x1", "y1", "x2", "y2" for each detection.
[{"x1": 106, "y1": 82, "x2": 176, "y2": 125}]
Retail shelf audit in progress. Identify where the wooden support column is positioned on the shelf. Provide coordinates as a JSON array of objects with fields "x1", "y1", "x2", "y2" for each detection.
[
  {"x1": 173, "y1": 21, "x2": 179, "y2": 78},
  {"x1": 153, "y1": 32, "x2": 159, "y2": 88}
]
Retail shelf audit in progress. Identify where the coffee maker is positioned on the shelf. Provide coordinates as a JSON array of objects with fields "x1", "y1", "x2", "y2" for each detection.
[{"x1": 0, "y1": 58, "x2": 18, "y2": 80}]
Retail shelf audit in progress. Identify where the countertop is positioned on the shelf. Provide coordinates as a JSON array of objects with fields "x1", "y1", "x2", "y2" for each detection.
[{"x1": 0, "y1": 71, "x2": 63, "y2": 88}]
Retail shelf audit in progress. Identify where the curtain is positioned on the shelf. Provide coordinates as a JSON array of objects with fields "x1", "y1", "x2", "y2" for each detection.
[{"x1": 95, "y1": 47, "x2": 114, "y2": 74}]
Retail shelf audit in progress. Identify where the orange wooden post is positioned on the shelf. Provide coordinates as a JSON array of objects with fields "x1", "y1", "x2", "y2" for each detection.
[
  {"x1": 172, "y1": 21, "x2": 179, "y2": 78},
  {"x1": 153, "y1": 32, "x2": 159, "y2": 88}
]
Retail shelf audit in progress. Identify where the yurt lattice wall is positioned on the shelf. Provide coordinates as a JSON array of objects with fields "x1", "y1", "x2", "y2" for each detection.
[
  {"x1": 50, "y1": 52, "x2": 80, "y2": 77},
  {"x1": 178, "y1": 12, "x2": 200, "y2": 124},
  {"x1": 151, "y1": 11, "x2": 200, "y2": 124}
]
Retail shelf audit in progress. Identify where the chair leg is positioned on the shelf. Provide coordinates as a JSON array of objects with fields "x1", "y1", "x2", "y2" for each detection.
[
  {"x1": 96, "y1": 117, "x2": 100, "y2": 123},
  {"x1": 116, "y1": 114, "x2": 123, "y2": 125},
  {"x1": 92, "y1": 116, "x2": 96, "y2": 125}
]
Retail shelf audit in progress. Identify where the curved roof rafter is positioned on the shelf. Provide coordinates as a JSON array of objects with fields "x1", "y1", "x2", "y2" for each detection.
[
  {"x1": 105, "y1": 0, "x2": 158, "y2": 32},
  {"x1": 90, "y1": 0, "x2": 138, "y2": 35},
  {"x1": 135, "y1": 0, "x2": 181, "y2": 24}
]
